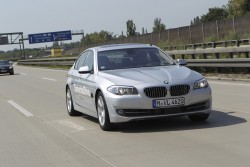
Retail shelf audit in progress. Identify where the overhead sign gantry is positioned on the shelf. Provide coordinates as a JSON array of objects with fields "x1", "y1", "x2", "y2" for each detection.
[
  {"x1": 1, "y1": 30, "x2": 84, "y2": 59},
  {"x1": 0, "y1": 32, "x2": 25, "y2": 58}
]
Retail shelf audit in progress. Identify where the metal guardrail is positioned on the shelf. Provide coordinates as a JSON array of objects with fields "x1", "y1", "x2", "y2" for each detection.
[
  {"x1": 165, "y1": 46, "x2": 250, "y2": 55},
  {"x1": 165, "y1": 45, "x2": 250, "y2": 59},
  {"x1": 17, "y1": 40, "x2": 250, "y2": 69},
  {"x1": 164, "y1": 39, "x2": 250, "y2": 51},
  {"x1": 18, "y1": 57, "x2": 76, "y2": 67},
  {"x1": 17, "y1": 57, "x2": 250, "y2": 68},
  {"x1": 186, "y1": 59, "x2": 250, "y2": 68}
]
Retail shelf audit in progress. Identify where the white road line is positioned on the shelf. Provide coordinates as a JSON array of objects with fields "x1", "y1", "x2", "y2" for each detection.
[
  {"x1": 46, "y1": 120, "x2": 115, "y2": 167},
  {"x1": 7, "y1": 100, "x2": 34, "y2": 117},
  {"x1": 42, "y1": 78, "x2": 57, "y2": 82},
  {"x1": 20, "y1": 73, "x2": 27, "y2": 76},
  {"x1": 209, "y1": 81, "x2": 250, "y2": 87},
  {"x1": 58, "y1": 119, "x2": 86, "y2": 132}
]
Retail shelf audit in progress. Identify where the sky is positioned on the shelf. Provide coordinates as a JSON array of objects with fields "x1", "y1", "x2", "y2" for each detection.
[{"x1": 0, "y1": 0, "x2": 229, "y2": 51}]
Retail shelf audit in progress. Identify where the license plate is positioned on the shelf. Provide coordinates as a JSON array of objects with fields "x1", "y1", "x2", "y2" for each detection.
[
  {"x1": 153, "y1": 97, "x2": 185, "y2": 108},
  {"x1": 0, "y1": 70, "x2": 7, "y2": 73}
]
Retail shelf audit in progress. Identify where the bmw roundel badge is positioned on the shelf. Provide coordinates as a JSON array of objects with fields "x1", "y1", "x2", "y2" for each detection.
[{"x1": 164, "y1": 81, "x2": 169, "y2": 84}]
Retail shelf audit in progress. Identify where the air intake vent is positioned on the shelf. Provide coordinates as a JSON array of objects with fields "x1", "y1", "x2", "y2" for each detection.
[
  {"x1": 144, "y1": 87, "x2": 167, "y2": 98},
  {"x1": 170, "y1": 85, "x2": 190, "y2": 96}
]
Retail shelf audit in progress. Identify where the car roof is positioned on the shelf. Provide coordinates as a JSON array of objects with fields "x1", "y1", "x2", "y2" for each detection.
[{"x1": 90, "y1": 43, "x2": 157, "y2": 52}]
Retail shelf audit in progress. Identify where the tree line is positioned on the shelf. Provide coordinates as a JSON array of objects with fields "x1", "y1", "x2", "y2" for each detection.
[
  {"x1": 82, "y1": 17, "x2": 166, "y2": 45},
  {"x1": 83, "y1": 0, "x2": 250, "y2": 46},
  {"x1": 191, "y1": 0, "x2": 250, "y2": 25}
]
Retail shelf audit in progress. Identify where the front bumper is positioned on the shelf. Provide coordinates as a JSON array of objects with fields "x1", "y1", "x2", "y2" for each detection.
[
  {"x1": 104, "y1": 87, "x2": 212, "y2": 123},
  {"x1": 0, "y1": 68, "x2": 13, "y2": 74}
]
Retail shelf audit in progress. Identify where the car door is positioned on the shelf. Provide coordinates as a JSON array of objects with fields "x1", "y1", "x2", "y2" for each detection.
[
  {"x1": 70, "y1": 51, "x2": 88, "y2": 109},
  {"x1": 77, "y1": 50, "x2": 97, "y2": 116}
]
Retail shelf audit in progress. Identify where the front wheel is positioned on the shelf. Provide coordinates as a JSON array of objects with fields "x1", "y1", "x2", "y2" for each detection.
[
  {"x1": 188, "y1": 113, "x2": 210, "y2": 122},
  {"x1": 96, "y1": 92, "x2": 112, "y2": 131}
]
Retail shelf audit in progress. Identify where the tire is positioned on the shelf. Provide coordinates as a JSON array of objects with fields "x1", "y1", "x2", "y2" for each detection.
[
  {"x1": 66, "y1": 87, "x2": 81, "y2": 116},
  {"x1": 10, "y1": 72, "x2": 14, "y2": 75},
  {"x1": 96, "y1": 92, "x2": 112, "y2": 131},
  {"x1": 188, "y1": 113, "x2": 209, "y2": 122}
]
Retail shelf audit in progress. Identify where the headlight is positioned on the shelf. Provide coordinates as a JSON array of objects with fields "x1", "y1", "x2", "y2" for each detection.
[
  {"x1": 193, "y1": 78, "x2": 208, "y2": 90},
  {"x1": 107, "y1": 86, "x2": 138, "y2": 95},
  {"x1": 9, "y1": 66, "x2": 13, "y2": 69}
]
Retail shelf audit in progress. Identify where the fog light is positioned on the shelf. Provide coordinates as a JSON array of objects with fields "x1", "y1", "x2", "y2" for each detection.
[{"x1": 117, "y1": 109, "x2": 125, "y2": 116}]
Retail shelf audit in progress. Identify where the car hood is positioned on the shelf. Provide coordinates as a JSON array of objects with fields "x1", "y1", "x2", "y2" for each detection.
[{"x1": 98, "y1": 65, "x2": 203, "y2": 85}]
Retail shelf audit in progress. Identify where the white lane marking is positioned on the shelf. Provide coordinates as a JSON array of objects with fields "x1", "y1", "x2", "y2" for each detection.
[
  {"x1": 7, "y1": 100, "x2": 34, "y2": 117},
  {"x1": 209, "y1": 81, "x2": 250, "y2": 87},
  {"x1": 58, "y1": 119, "x2": 86, "y2": 132},
  {"x1": 42, "y1": 78, "x2": 57, "y2": 82},
  {"x1": 47, "y1": 119, "x2": 88, "y2": 132},
  {"x1": 20, "y1": 73, "x2": 27, "y2": 76},
  {"x1": 46, "y1": 120, "x2": 115, "y2": 167}
]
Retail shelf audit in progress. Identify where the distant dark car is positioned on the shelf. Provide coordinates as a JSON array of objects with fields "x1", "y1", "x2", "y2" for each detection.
[{"x1": 0, "y1": 60, "x2": 14, "y2": 75}]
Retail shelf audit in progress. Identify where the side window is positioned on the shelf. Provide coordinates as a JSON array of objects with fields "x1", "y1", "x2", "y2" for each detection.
[
  {"x1": 83, "y1": 51, "x2": 94, "y2": 71},
  {"x1": 74, "y1": 51, "x2": 88, "y2": 70}
]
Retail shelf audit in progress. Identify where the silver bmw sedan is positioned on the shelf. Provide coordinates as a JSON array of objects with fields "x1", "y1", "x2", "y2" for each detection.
[{"x1": 66, "y1": 44, "x2": 212, "y2": 131}]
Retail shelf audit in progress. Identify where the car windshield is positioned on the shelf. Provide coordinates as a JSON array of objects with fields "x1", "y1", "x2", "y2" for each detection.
[
  {"x1": 0, "y1": 61, "x2": 10, "y2": 65},
  {"x1": 97, "y1": 48, "x2": 175, "y2": 71}
]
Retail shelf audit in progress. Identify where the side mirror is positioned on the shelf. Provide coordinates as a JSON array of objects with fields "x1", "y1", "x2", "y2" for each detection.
[
  {"x1": 177, "y1": 59, "x2": 187, "y2": 66},
  {"x1": 78, "y1": 66, "x2": 91, "y2": 74}
]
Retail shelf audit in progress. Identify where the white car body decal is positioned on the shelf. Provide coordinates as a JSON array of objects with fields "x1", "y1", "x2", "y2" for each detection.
[{"x1": 74, "y1": 84, "x2": 91, "y2": 97}]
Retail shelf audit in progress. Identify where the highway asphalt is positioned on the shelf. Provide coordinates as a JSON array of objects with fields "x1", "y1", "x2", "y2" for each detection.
[{"x1": 0, "y1": 65, "x2": 250, "y2": 167}]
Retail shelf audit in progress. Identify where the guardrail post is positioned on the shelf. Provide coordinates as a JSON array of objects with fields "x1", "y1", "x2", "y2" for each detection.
[
  {"x1": 232, "y1": 67, "x2": 235, "y2": 73},
  {"x1": 217, "y1": 67, "x2": 221, "y2": 73},
  {"x1": 181, "y1": 54, "x2": 185, "y2": 59},
  {"x1": 245, "y1": 52, "x2": 249, "y2": 58},
  {"x1": 192, "y1": 44, "x2": 195, "y2": 49},
  {"x1": 215, "y1": 53, "x2": 220, "y2": 59},
  {"x1": 192, "y1": 54, "x2": 195, "y2": 59},
  {"x1": 171, "y1": 55, "x2": 176, "y2": 60},
  {"x1": 223, "y1": 41, "x2": 227, "y2": 47},
  {"x1": 236, "y1": 40, "x2": 240, "y2": 47},
  {"x1": 230, "y1": 52, "x2": 234, "y2": 59},
  {"x1": 203, "y1": 53, "x2": 207, "y2": 59},
  {"x1": 202, "y1": 43, "x2": 205, "y2": 49}
]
